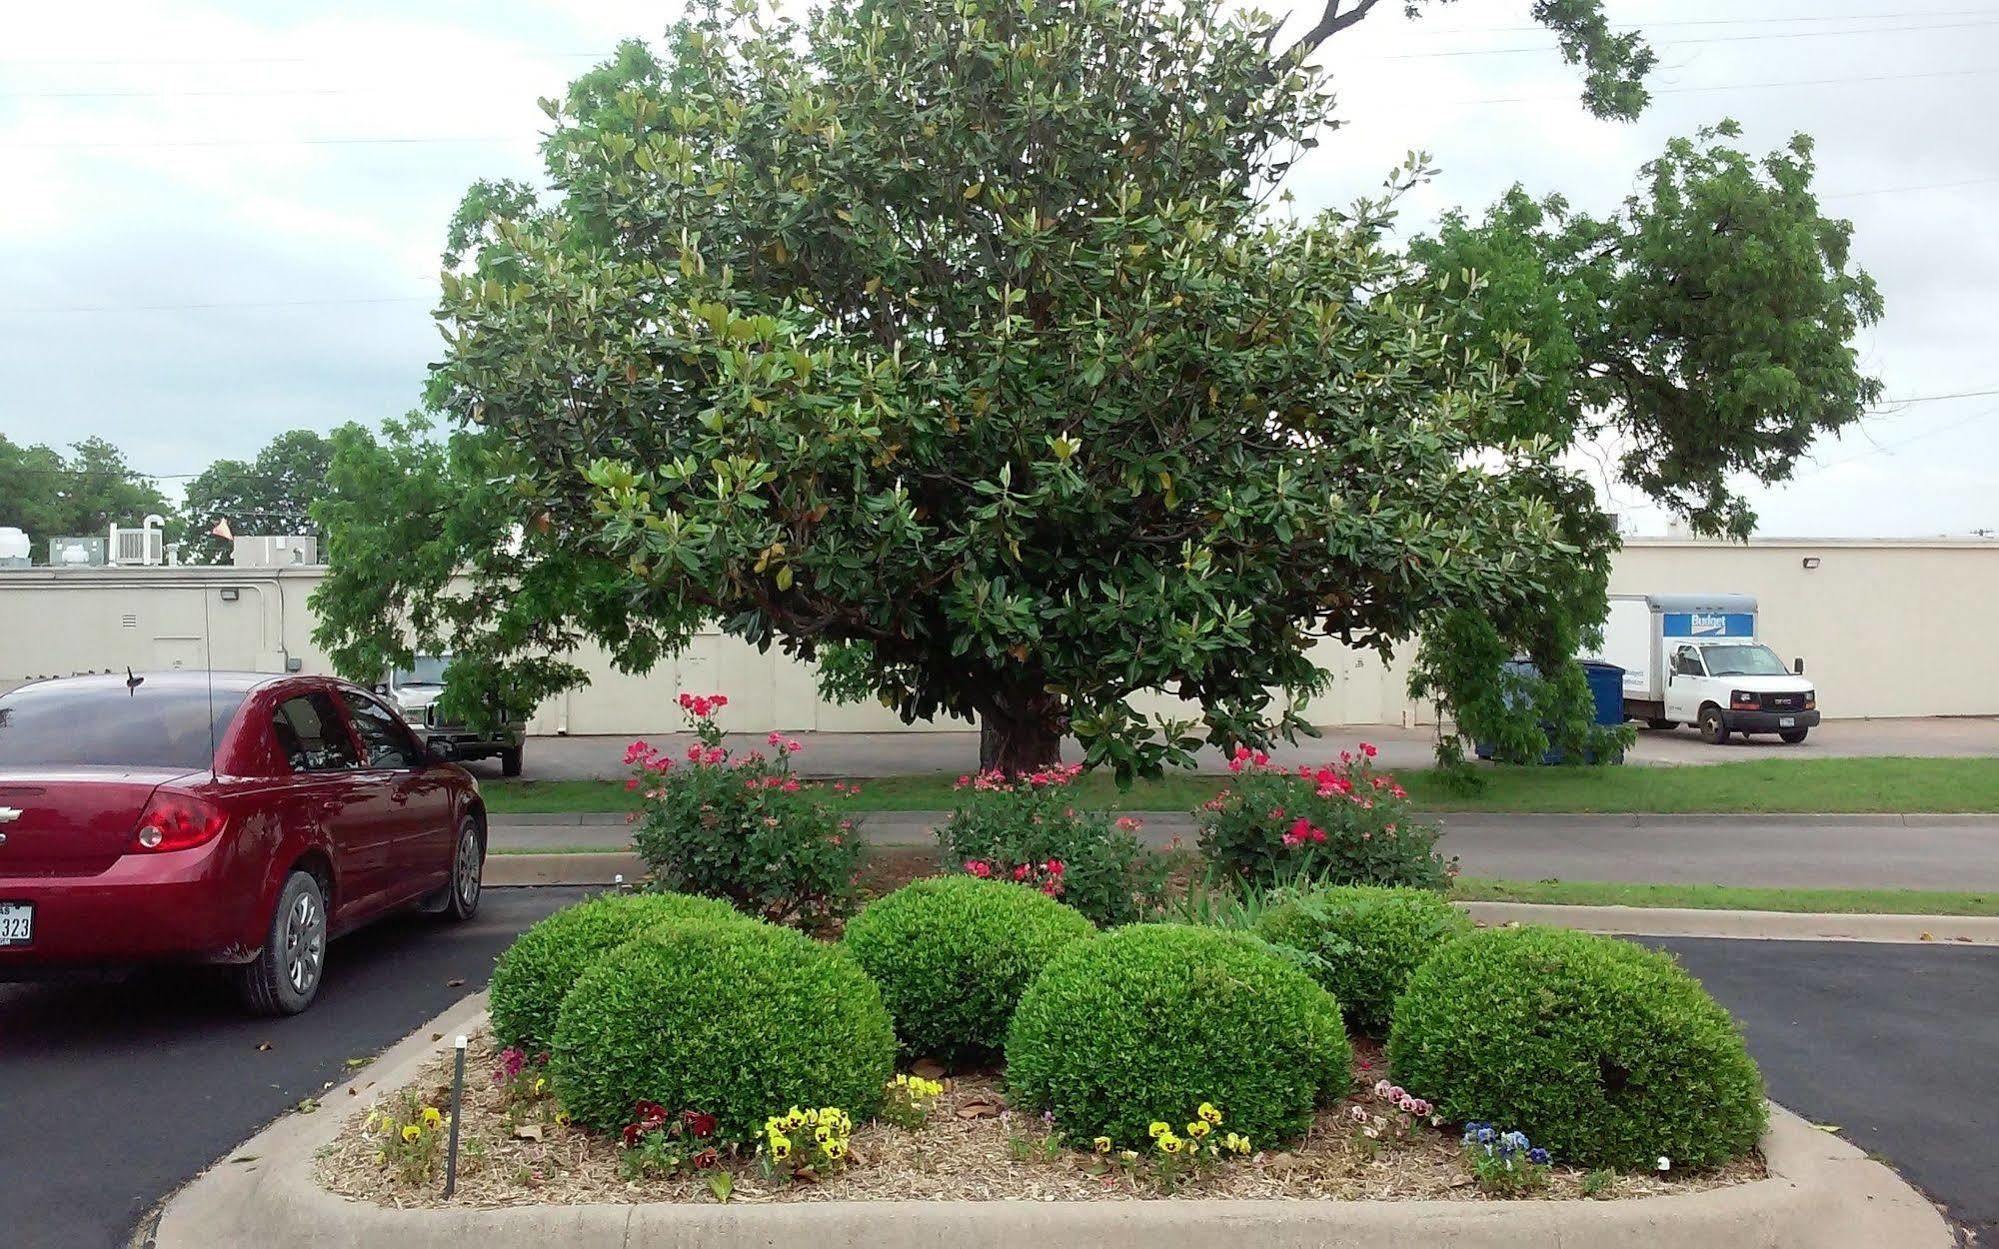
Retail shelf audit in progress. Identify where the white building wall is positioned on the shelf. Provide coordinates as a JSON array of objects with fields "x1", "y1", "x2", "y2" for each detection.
[{"x1": 2, "y1": 538, "x2": 1993, "y2": 730}]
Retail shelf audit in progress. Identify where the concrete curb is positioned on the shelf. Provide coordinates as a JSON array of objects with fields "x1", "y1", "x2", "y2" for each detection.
[
  {"x1": 480, "y1": 857, "x2": 1999, "y2": 945},
  {"x1": 1462, "y1": 901, "x2": 1999, "y2": 946},
  {"x1": 151, "y1": 999, "x2": 1955, "y2": 1249},
  {"x1": 485, "y1": 852, "x2": 642, "y2": 886}
]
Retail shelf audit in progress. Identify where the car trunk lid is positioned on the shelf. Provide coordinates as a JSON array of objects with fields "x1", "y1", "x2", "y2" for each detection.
[{"x1": 0, "y1": 768, "x2": 194, "y2": 877}]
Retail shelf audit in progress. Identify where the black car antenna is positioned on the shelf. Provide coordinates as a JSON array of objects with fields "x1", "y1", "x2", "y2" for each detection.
[{"x1": 125, "y1": 666, "x2": 143, "y2": 692}]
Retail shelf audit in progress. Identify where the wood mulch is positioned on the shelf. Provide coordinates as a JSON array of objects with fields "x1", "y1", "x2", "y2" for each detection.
[{"x1": 317, "y1": 1034, "x2": 1762, "y2": 1209}]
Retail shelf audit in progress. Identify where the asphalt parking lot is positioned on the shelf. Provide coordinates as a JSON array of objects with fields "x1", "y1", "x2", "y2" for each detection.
[
  {"x1": 472, "y1": 716, "x2": 1999, "y2": 780},
  {"x1": 1, "y1": 893, "x2": 1991, "y2": 1247}
]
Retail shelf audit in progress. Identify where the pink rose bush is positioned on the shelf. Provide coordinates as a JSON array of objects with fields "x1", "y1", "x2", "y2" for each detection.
[
  {"x1": 938, "y1": 765, "x2": 1165, "y2": 927},
  {"x1": 625, "y1": 693, "x2": 861, "y2": 926},
  {"x1": 1196, "y1": 746, "x2": 1452, "y2": 890}
]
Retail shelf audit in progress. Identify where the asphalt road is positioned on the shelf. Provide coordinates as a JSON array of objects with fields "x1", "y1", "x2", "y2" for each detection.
[
  {"x1": 491, "y1": 810, "x2": 1999, "y2": 891},
  {"x1": 2, "y1": 892, "x2": 1992, "y2": 1246},
  {"x1": 0, "y1": 887, "x2": 590, "y2": 1249}
]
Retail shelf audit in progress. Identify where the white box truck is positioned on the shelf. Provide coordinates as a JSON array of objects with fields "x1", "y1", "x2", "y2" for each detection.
[{"x1": 1597, "y1": 593, "x2": 1819, "y2": 745}]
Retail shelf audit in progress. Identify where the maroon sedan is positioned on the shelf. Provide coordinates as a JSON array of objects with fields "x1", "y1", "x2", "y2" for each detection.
[{"x1": 0, "y1": 671, "x2": 488, "y2": 1014}]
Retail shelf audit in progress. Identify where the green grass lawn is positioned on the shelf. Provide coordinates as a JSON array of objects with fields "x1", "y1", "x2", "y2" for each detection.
[
  {"x1": 481, "y1": 755, "x2": 1999, "y2": 815},
  {"x1": 1450, "y1": 877, "x2": 1999, "y2": 918}
]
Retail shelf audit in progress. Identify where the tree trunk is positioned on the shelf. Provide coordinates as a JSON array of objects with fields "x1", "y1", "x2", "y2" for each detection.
[{"x1": 977, "y1": 696, "x2": 1065, "y2": 775}]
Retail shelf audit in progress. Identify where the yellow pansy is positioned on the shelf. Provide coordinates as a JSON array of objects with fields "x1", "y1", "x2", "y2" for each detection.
[
  {"x1": 1197, "y1": 1103, "x2": 1222, "y2": 1125},
  {"x1": 1187, "y1": 1119, "x2": 1211, "y2": 1138},
  {"x1": 825, "y1": 1139, "x2": 847, "y2": 1161},
  {"x1": 1148, "y1": 1121, "x2": 1170, "y2": 1139},
  {"x1": 401, "y1": 1124, "x2": 422, "y2": 1143},
  {"x1": 421, "y1": 1106, "x2": 443, "y2": 1128},
  {"x1": 1092, "y1": 1136, "x2": 1112, "y2": 1154}
]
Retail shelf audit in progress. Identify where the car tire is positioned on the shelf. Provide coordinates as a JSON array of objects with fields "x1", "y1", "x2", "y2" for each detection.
[
  {"x1": 236, "y1": 870, "x2": 329, "y2": 1016},
  {"x1": 1779, "y1": 728, "x2": 1810, "y2": 744},
  {"x1": 445, "y1": 816, "x2": 484, "y2": 921},
  {"x1": 1697, "y1": 706, "x2": 1729, "y2": 745},
  {"x1": 500, "y1": 746, "x2": 523, "y2": 778},
  {"x1": 1645, "y1": 718, "x2": 1678, "y2": 731}
]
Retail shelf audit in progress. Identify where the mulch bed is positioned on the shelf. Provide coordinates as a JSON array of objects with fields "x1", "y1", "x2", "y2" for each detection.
[{"x1": 317, "y1": 1033, "x2": 1762, "y2": 1208}]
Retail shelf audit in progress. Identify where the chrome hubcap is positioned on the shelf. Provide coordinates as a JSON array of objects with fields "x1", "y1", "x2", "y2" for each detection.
[
  {"x1": 283, "y1": 890, "x2": 325, "y2": 995},
  {"x1": 455, "y1": 825, "x2": 481, "y2": 909}
]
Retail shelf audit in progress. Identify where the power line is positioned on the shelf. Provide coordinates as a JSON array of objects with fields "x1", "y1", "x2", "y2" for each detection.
[
  {"x1": 1419, "y1": 7, "x2": 1999, "y2": 35},
  {"x1": 1821, "y1": 176, "x2": 1999, "y2": 199},
  {"x1": 1868, "y1": 385, "x2": 1999, "y2": 406},
  {"x1": 0, "y1": 294, "x2": 431, "y2": 315},
  {"x1": 1381, "y1": 16, "x2": 1999, "y2": 60},
  {"x1": 1456, "y1": 64, "x2": 1999, "y2": 105},
  {"x1": 0, "y1": 135, "x2": 521, "y2": 150},
  {"x1": 1794, "y1": 402, "x2": 1999, "y2": 480},
  {"x1": 8, "y1": 17, "x2": 1997, "y2": 95}
]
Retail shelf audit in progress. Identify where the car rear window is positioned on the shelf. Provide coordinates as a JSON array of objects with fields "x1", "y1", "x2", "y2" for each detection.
[{"x1": 0, "y1": 681, "x2": 248, "y2": 770}]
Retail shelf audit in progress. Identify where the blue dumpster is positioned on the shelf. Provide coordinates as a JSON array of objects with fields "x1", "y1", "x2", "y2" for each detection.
[
  {"x1": 1579, "y1": 659, "x2": 1626, "y2": 727},
  {"x1": 1473, "y1": 659, "x2": 1625, "y2": 764}
]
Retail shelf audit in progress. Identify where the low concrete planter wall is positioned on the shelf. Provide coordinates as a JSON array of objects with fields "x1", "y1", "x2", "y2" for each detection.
[{"x1": 153, "y1": 995, "x2": 1954, "y2": 1249}]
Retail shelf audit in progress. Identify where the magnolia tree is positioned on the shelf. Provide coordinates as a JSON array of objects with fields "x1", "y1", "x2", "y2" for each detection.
[{"x1": 314, "y1": 0, "x2": 1879, "y2": 774}]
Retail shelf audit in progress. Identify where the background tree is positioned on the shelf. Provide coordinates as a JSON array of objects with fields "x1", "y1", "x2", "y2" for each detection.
[
  {"x1": 318, "y1": 0, "x2": 1878, "y2": 774},
  {"x1": 176, "y1": 428, "x2": 336, "y2": 564},
  {"x1": 0, "y1": 434, "x2": 173, "y2": 556}
]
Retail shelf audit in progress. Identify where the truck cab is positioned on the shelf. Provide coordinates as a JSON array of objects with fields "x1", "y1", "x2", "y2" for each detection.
[
  {"x1": 378, "y1": 655, "x2": 525, "y2": 776},
  {"x1": 1600, "y1": 593, "x2": 1821, "y2": 745},
  {"x1": 1662, "y1": 640, "x2": 1818, "y2": 744}
]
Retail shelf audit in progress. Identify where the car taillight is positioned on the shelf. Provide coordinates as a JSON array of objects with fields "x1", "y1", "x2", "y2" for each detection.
[{"x1": 131, "y1": 792, "x2": 228, "y2": 853}]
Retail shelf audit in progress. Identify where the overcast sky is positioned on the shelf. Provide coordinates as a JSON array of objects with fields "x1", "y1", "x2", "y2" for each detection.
[{"x1": 4, "y1": 1, "x2": 1996, "y2": 537}]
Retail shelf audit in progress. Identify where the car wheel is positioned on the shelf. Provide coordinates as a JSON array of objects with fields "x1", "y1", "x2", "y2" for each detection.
[
  {"x1": 237, "y1": 870, "x2": 328, "y2": 1016},
  {"x1": 446, "y1": 816, "x2": 484, "y2": 921},
  {"x1": 500, "y1": 745, "x2": 523, "y2": 778},
  {"x1": 1697, "y1": 706, "x2": 1729, "y2": 745},
  {"x1": 1779, "y1": 728, "x2": 1809, "y2": 744},
  {"x1": 1645, "y1": 718, "x2": 1678, "y2": 731}
]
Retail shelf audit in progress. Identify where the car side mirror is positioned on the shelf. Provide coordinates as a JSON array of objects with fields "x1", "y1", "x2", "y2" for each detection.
[
  {"x1": 1793, "y1": 658, "x2": 1805, "y2": 675},
  {"x1": 372, "y1": 682, "x2": 389, "y2": 695}
]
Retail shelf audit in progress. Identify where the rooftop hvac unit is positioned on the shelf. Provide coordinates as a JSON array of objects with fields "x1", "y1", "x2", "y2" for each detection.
[
  {"x1": 231, "y1": 534, "x2": 319, "y2": 567},
  {"x1": 108, "y1": 515, "x2": 166, "y2": 567},
  {"x1": 50, "y1": 536, "x2": 109, "y2": 567}
]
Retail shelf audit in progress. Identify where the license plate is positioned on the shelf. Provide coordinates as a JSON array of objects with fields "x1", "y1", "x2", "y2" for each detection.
[
  {"x1": 0, "y1": 901, "x2": 31, "y2": 947},
  {"x1": 1779, "y1": 716, "x2": 1796, "y2": 728}
]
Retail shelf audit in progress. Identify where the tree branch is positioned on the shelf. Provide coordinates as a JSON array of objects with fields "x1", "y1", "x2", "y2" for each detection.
[{"x1": 1284, "y1": 0, "x2": 1387, "y2": 64}]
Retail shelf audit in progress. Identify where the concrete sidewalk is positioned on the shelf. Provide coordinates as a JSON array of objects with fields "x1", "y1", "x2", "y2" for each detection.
[
  {"x1": 463, "y1": 716, "x2": 1999, "y2": 782},
  {"x1": 490, "y1": 810, "x2": 1999, "y2": 892}
]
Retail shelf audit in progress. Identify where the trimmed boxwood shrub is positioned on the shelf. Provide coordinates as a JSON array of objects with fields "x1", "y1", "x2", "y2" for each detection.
[
  {"x1": 1253, "y1": 885, "x2": 1473, "y2": 1035},
  {"x1": 487, "y1": 891, "x2": 746, "y2": 1051},
  {"x1": 1005, "y1": 924, "x2": 1350, "y2": 1149},
  {"x1": 844, "y1": 876, "x2": 1095, "y2": 1064},
  {"x1": 1387, "y1": 926, "x2": 1767, "y2": 1171},
  {"x1": 549, "y1": 917, "x2": 896, "y2": 1141}
]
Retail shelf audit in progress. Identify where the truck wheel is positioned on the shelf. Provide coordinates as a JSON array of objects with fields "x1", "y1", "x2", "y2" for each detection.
[
  {"x1": 236, "y1": 870, "x2": 328, "y2": 1016},
  {"x1": 500, "y1": 745, "x2": 523, "y2": 777},
  {"x1": 1779, "y1": 728, "x2": 1809, "y2": 744},
  {"x1": 1697, "y1": 706, "x2": 1729, "y2": 745},
  {"x1": 1645, "y1": 718, "x2": 1678, "y2": 731}
]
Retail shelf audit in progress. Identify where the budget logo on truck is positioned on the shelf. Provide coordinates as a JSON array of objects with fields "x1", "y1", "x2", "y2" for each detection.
[{"x1": 1692, "y1": 613, "x2": 1727, "y2": 636}]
